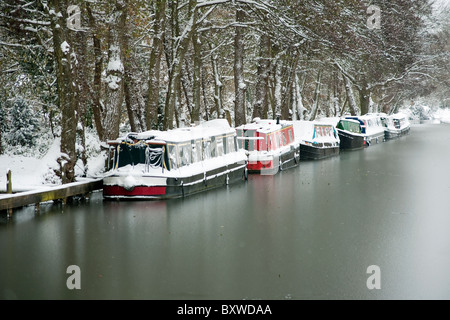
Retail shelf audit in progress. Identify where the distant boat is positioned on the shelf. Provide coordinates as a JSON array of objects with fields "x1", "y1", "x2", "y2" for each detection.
[
  {"x1": 293, "y1": 120, "x2": 340, "y2": 160},
  {"x1": 336, "y1": 118, "x2": 366, "y2": 150},
  {"x1": 384, "y1": 113, "x2": 411, "y2": 140},
  {"x1": 235, "y1": 117, "x2": 300, "y2": 175},
  {"x1": 345, "y1": 113, "x2": 385, "y2": 146},
  {"x1": 103, "y1": 119, "x2": 248, "y2": 199}
]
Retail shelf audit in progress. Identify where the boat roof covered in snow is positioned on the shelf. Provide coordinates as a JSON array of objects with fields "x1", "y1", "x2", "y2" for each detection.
[
  {"x1": 235, "y1": 118, "x2": 292, "y2": 134},
  {"x1": 107, "y1": 119, "x2": 235, "y2": 145},
  {"x1": 292, "y1": 120, "x2": 340, "y2": 143}
]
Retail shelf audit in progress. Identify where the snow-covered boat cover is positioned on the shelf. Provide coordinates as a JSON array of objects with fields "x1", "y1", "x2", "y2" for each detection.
[
  {"x1": 235, "y1": 118, "x2": 291, "y2": 134},
  {"x1": 109, "y1": 119, "x2": 235, "y2": 144},
  {"x1": 292, "y1": 120, "x2": 340, "y2": 144}
]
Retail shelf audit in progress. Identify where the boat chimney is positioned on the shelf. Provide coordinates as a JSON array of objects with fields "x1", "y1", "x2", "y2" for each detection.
[{"x1": 276, "y1": 114, "x2": 280, "y2": 125}]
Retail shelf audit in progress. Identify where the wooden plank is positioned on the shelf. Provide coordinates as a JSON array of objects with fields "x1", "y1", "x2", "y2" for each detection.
[{"x1": 0, "y1": 179, "x2": 103, "y2": 212}]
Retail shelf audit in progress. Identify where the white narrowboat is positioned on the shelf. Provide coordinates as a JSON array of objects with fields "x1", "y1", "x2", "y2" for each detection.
[{"x1": 103, "y1": 119, "x2": 248, "y2": 199}]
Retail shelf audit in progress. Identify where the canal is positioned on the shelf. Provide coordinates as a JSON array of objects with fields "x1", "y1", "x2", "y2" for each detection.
[{"x1": 1, "y1": 123, "x2": 450, "y2": 300}]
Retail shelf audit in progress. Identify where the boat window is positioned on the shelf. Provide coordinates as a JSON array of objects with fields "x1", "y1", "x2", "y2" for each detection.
[
  {"x1": 282, "y1": 131, "x2": 287, "y2": 146},
  {"x1": 210, "y1": 137, "x2": 217, "y2": 158},
  {"x1": 315, "y1": 126, "x2": 322, "y2": 137},
  {"x1": 288, "y1": 129, "x2": 293, "y2": 143},
  {"x1": 144, "y1": 144, "x2": 164, "y2": 171},
  {"x1": 203, "y1": 139, "x2": 211, "y2": 160},
  {"x1": 168, "y1": 144, "x2": 178, "y2": 169},
  {"x1": 274, "y1": 132, "x2": 280, "y2": 149},
  {"x1": 216, "y1": 137, "x2": 224, "y2": 157},
  {"x1": 117, "y1": 142, "x2": 147, "y2": 168},
  {"x1": 236, "y1": 130, "x2": 244, "y2": 149},
  {"x1": 195, "y1": 140, "x2": 203, "y2": 161},
  {"x1": 225, "y1": 136, "x2": 236, "y2": 154},
  {"x1": 191, "y1": 140, "x2": 199, "y2": 163},
  {"x1": 179, "y1": 143, "x2": 191, "y2": 167},
  {"x1": 241, "y1": 129, "x2": 255, "y2": 151}
]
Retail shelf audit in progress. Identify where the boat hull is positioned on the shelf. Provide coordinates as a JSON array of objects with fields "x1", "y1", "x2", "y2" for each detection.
[
  {"x1": 385, "y1": 126, "x2": 410, "y2": 140},
  {"x1": 300, "y1": 144, "x2": 340, "y2": 160},
  {"x1": 247, "y1": 145, "x2": 300, "y2": 175},
  {"x1": 337, "y1": 130, "x2": 366, "y2": 150},
  {"x1": 103, "y1": 162, "x2": 247, "y2": 200},
  {"x1": 364, "y1": 131, "x2": 385, "y2": 146}
]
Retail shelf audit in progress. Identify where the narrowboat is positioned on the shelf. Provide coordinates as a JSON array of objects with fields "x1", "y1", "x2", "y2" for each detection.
[
  {"x1": 235, "y1": 117, "x2": 300, "y2": 175},
  {"x1": 103, "y1": 119, "x2": 248, "y2": 200},
  {"x1": 384, "y1": 113, "x2": 411, "y2": 140},
  {"x1": 345, "y1": 113, "x2": 385, "y2": 146},
  {"x1": 335, "y1": 118, "x2": 366, "y2": 150},
  {"x1": 293, "y1": 120, "x2": 340, "y2": 160}
]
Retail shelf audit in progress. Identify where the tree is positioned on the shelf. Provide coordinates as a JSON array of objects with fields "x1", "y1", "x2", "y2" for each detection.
[
  {"x1": 233, "y1": 5, "x2": 247, "y2": 126},
  {"x1": 48, "y1": 0, "x2": 79, "y2": 184},
  {"x1": 4, "y1": 97, "x2": 39, "y2": 148},
  {"x1": 146, "y1": 0, "x2": 166, "y2": 130}
]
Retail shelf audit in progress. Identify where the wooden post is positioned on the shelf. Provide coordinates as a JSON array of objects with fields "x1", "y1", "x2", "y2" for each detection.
[{"x1": 6, "y1": 170, "x2": 12, "y2": 194}]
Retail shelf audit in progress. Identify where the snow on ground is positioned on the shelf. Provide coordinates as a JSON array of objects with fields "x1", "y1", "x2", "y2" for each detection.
[
  {"x1": 431, "y1": 108, "x2": 450, "y2": 124},
  {"x1": 0, "y1": 138, "x2": 61, "y2": 192},
  {"x1": 0, "y1": 130, "x2": 107, "y2": 193}
]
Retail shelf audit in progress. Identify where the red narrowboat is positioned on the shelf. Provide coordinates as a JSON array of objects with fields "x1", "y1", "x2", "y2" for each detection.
[{"x1": 235, "y1": 118, "x2": 300, "y2": 175}]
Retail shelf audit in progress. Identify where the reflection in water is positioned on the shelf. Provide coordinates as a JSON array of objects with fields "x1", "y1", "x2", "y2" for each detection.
[{"x1": 2, "y1": 124, "x2": 450, "y2": 299}]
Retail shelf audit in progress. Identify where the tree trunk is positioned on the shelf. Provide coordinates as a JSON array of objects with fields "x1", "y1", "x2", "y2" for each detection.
[
  {"x1": 359, "y1": 84, "x2": 371, "y2": 115},
  {"x1": 252, "y1": 34, "x2": 271, "y2": 120},
  {"x1": 342, "y1": 74, "x2": 359, "y2": 116},
  {"x1": 191, "y1": 29, "x2": 202, "y2": 124},
  {"x1": 146, "y1": 0, "x2": 166, "y2": 130},
  {"x1": 201, "y1": 63, "x2": 209, "y2": 121},
  {"x1": 163, "y1": 0, "x2": 198, "y2": 130},
  {"x1": 49, "y1": 0, "x2": 78, "y2": 184},
  {"x1": 102, "y1": 1, "x2": 125, "y2": 141},
  {"x1": 234, "y1": 7, "x2": 246, "y2": 126},
  {"x1": 281, "y1": 53, "x2": 299, "y2": 120},
  {"x1": 294, "y1": 72, "x2": 306, "y2": 120},
  {"x1": 211, "y1": 52, "x2": 223, "y2": 119},
  {"x1": 309, "y1": 69, "x2": 323, "y2": 121},
  {"x1": 273, "y1": 61, "x2": 282, "y2": 119},
  {"x1": 86, "y1": 3, "x2": 105, "y2": 141}
]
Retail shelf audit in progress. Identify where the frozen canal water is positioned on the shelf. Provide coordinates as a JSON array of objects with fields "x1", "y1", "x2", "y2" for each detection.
[{"x1": 2, "y1": 123, "x2": 450, "y2": 300}]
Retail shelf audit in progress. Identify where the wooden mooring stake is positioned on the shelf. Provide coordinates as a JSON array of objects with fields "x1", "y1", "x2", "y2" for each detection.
[
  {"x1": 6, "y1": 170, "x2": 13, "y2": 217},
  {"x1": 6, "y1": 170, "x2": 12, "y2": 194}
]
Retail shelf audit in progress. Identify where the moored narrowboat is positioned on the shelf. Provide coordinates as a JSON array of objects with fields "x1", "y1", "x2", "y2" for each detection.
[
  {"x1": 384, "y1": 113, "x2": 411, "y2": 140},
  {"x1": 103, "y1": 119, "x2": 248, "y2": 200},
  {"x1": 235, "y1": 118, "x2": 300, "y2": 175},
  {"x1": 293, "y1": 120, "x2": 340, "y2": 160},
  {"x1": 336, "y1": 118, "x2": 366, "y2": 150},
  {"x1": 345, "y1": 113, "x2": 385, "y2": 146}
]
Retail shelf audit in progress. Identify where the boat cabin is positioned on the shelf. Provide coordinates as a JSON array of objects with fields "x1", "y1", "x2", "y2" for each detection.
[
  {"x1": 235, "y1": 118, "x2": 300, "y2": 174},
  {"x1": 103, "y1": 119, "x2": 248, "y2": 199},
  {"x1": 107, "y1": 120, "x2": 239, "y2": 172},
  {"x1": 293, "y1": 120, "x2": 340, "y2": 160},
  {"x1": 336, "y1": 119, "x2": 362, "y2": 134},
  {"x1": 236, "y1": 119, "x2": 295, "y2": 153}
]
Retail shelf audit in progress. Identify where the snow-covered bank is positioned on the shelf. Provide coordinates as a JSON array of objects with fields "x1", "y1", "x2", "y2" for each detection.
[
  {"x1": 431, "y1": 108, "x2": 450, "y2": 124},
  {"x1": 0, "y1": 131, "x2": 107, "y2": 193}
]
